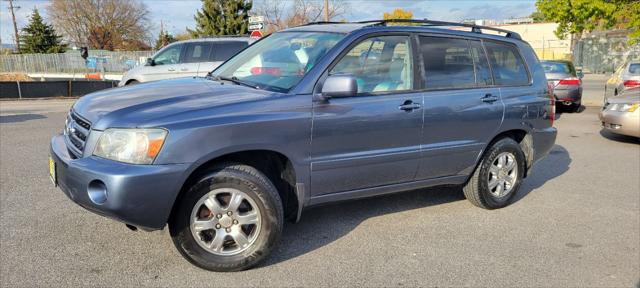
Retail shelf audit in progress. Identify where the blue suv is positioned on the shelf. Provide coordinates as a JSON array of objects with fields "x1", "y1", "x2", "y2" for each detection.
[{"x1": 49, "y1": 20, "x2": 557, "y2": 271}]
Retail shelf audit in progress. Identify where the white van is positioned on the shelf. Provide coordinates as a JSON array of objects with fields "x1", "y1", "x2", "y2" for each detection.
[{"x1": 119, "y1": 37, "x2": 254, "y2": 86}]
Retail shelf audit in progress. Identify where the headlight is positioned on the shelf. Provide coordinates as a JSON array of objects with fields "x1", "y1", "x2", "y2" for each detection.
[
  {"x1": 93, "y1": 128, "x2": 167, "y2": 164},
  {"x1": 609, "y1": 103, "x2": 639, "y2": 112}
]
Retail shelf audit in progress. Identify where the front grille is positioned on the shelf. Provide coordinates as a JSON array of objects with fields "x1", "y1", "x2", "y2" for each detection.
[{"x1": 65, "y1": 111, "x2": 91, "y2": 158}]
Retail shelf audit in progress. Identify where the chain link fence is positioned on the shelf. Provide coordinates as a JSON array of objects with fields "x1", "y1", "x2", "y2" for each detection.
[
  {"x1": 0, "y1": 51, "x2": 154, "y2": 74},
  {"x1": 573, "y1": 30, "x2": 640, "y2": 74}
]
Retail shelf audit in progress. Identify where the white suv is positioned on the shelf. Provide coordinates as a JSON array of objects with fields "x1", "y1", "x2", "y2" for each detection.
[{"x1": 119, "y1": 37, "x2": 254, "y2": 86}]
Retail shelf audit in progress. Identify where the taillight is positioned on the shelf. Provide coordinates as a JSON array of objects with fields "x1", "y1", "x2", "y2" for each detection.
[
  {"x1": 623, "y1": 80, "x2": 640, "y2": 88},
  {"x1": 558, "y1": 77, "x2": 581, "y2": 85},
  {"x1": 547, "y1": 82, "x2": 556, "y2": 126},
  {"x1": 250, "y1": 67, "x2": 282, "y2": 76}
]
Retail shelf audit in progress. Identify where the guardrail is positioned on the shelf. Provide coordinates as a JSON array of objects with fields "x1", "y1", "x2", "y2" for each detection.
[
  {"x1": 0, "y1": 80, "x2": 118, "y2": 99},
  {"x1": 0, "y1": 51, "x2": 154, "y2": 74}
]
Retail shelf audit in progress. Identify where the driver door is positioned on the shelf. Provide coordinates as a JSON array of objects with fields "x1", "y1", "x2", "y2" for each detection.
[{"x1": 310, "y1": 35, "x2": 422, "y2": 196}]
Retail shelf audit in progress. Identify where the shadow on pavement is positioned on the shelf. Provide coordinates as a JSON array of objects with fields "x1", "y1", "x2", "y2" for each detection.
[
  {"x1": 512, "y1": 144, "x2": 571, "y2": 203},
  {"x1": 0, "y1": 114, "x2": 47, "y2": 124},
  {"x1": 263, "y1": 144, "x2": 571, "y2": 267},
  {"x1": 599, "y1": 129, "x2": 640, "y2": 144}
]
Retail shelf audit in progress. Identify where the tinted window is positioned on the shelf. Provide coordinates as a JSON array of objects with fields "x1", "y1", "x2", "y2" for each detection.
[
  {"x1": 184, "y1": 42, "x2": 213, "y2": 63},
  {"x1": 153, "y1": 44, "x2": 182, "y2": 65},
  {"x1": 331, "y1": 36, "x2": 413, "y2": 94},
  {"x1": 484, "y1": 41, "x2": 529, "y2": 86},
  {"x1": 211, "y1": 41, "x2": 249, "y2": 62},
  {"x1": 420, "y1": 37, "x2": 475, "y2": 89},
  {"x1": 470, "y1": 40, "x2": 493, "y2": 86}
]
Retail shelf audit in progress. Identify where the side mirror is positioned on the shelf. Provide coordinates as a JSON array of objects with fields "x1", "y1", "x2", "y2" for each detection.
[
  {"x1": 321, "y1": 74, "x2": 357, "y2": 98},
  {"x1": 577, "y1": 71, "x2": 584, "y2": 79},
  {"x1": 146, "y1": 58, "x2": 155, "y2": 66}
]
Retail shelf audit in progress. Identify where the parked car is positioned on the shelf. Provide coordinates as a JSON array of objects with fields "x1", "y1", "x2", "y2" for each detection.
[
  {"x1": 50, "y1": 20, "x2": 557, "y2": 272},
  {"x1": 118, "y1": 37, "x2": 254, "y2": 86},
  {"x1": 605, "y1": 60, "x2": 640, "y2": 99},
  {"x1": 600, "y1": 87, "x2": 640, "y2": 138},
  {"x1": 540, "y1": 60, "x2": 583, "y2": 111}
]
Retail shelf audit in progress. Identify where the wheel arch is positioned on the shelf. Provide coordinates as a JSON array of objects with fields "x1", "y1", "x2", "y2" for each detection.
[
  {"x1": 169, "y1": 149, "x2": 302, "y2": 227},
  {"x1": 473, "y1": 129, "x2": 534, "y2": 180}
]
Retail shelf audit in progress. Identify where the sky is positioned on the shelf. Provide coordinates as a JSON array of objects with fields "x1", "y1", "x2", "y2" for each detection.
[{"x1": 0, "y1": 0, "x2": 536, "y2": 46}]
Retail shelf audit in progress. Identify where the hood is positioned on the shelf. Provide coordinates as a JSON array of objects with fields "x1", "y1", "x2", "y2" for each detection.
[{"x1": 73, "y1": 77, "x2": 274, "y2": 130}]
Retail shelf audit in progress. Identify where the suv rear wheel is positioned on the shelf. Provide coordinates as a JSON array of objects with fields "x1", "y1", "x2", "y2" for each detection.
[
  {"x1": 463, "y1": 138, "x2": 525, "y2": 209},
  {"x1": 169, "y1": 163, "x2": 283, "y2": 271}
]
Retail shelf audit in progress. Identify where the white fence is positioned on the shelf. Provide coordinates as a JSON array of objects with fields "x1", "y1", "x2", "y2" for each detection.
[{"x1": 0, "y1": 51, "x2": 154, "y2": 74}]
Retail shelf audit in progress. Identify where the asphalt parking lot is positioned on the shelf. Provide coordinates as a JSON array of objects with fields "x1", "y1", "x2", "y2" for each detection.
[{"x1": 1, "y1": 75, "x2": 639, "y2": 287}]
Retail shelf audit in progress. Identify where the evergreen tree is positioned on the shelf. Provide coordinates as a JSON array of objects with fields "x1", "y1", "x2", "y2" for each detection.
[
  {"x1": 154, "y1": 30, "x2": 176, "y2": 50},
  {"x1": 19, "y1": 9, "x2": 67, "y2": 54},
  {"x1": 189, "y1": 0, "x2": 252, "y2": 37}
]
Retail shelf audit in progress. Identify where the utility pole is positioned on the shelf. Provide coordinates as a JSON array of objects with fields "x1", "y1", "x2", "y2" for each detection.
[
  {"x1": 7, "y1": 0, "x2": 21, "y2": 52},
  {"x1": 324, "y1": 0, "x2": 329, "y2": 22}
]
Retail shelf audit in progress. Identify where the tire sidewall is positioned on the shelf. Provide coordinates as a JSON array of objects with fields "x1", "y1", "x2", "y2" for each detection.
[
  {"x1": 170, "y1": 169, "x2": 282, "y2": 271},
  {"x1": 477, "y1": 139, "x2": 526, "y2": 208}
]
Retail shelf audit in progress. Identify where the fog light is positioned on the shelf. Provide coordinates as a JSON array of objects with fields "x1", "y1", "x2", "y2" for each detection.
[{"x1": 88, "y1": 180, "x2": 108, "y2": 204}]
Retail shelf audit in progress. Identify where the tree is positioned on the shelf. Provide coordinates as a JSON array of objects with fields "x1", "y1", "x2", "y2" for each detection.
[
  {"x1": 257, "y1": 0, "x2": 348, "y2": 33},
  {"x1": 19, "y1": 9, "x2": 67, "y2": 53},
  {"x1": 154, "y1": 30, "x2": 176, "y2": 50},
  {"x1": 383, "y1": 8, "x2": 413, "y2": 20},
  {"x1": 530, "y1": 10, "x2": 547, "y2": 23},
  {"x1": 47, "y1": 0, "x2": 151, "y2": 50},
  {"x1": 535, "y1": 0, "x2": 618, "y2": 49},
  {"x1": 613, "y1": 0, "x2": 640, "y2": 44},
  {"x1": 189, "y1": 0, "x2": 252, "y2": 37}
]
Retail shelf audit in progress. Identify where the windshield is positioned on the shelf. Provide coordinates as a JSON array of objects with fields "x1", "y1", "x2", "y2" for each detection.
[
  {"x1": 211, "y1": 32, "x2": 346, "y2": 92},
  {"x1": 541, "y1": 61, "x2": 576, "y2": 76}
]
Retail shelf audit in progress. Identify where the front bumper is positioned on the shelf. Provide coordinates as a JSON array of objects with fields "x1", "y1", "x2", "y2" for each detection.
[
  {"x1": 599, "y1": 110, "x2": 640, "y2": 137},
  {"x1": 50, "y1": 134, "x2": 188, "y2": 230}
]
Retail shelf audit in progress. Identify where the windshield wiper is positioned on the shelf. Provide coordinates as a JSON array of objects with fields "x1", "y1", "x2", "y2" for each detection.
[{"x1": 212, "y1": 75, "x2": 260, "y2": 90}]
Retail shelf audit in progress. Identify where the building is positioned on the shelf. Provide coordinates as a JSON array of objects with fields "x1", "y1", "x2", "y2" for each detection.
[{"x1": 488, "y1": 22, "x2": 573, "y2": 61}]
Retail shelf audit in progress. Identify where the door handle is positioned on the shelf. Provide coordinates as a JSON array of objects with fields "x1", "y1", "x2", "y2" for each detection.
[
  {"x1": 167, "y1": 68, "x2": 176, "y2": 72},
  {"x1": 399, "y1": 100, "x2": 421, "y2": 111},
  {"x1": 481, "y1": 94, "x2": 499, "y2": 103}
]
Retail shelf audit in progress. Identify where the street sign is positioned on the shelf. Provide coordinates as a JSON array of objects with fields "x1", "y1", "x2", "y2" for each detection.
[
  {"x1": 248, "y1": 16, "x2": 264, "y2": 24},
  {"x1": 248, "y1": 23, "x2": 264, "y2": 31},
  {"x1": 250, "y1": 30, "x2": 263, "y2": 39}
]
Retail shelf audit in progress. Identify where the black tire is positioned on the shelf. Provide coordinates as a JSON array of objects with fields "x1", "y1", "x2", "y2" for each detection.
[
  {"x1": 569, "y1": 101, "x2": 581, "y2": 112},
  {"x1": 126, "y1": 80, "x2": 139, "y2": 85},
  {"x1": 463, "y1": 138, "x2": 526, "y2": 209},
  {"x1": 169, "y1": 163, "x2": 283, "y2": 272}
]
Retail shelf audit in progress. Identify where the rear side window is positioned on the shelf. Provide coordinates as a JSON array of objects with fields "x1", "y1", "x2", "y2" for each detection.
[
  {"x1": 629, "y1": 63, "x2": 640, "y2": 75},
  {"x1": 484, "y1": 41, "x2": 530, "y2": 86},
  {"x1": 470, "y1": 41, "x2": 493, "y2": 86},
  {"x1": 211, "y1": 41, "x2": 249, "y2": 62},
  {"x1": 184, "y1": 42, "x2": 213, "y2": 63},
  {"x1": 420, "y1": 36, "x2": 490, "y2": 89}
]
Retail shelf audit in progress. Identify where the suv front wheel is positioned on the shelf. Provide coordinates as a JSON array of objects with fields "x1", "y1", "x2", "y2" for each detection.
[
  {"x1": 169, "y1": 163, "x2": 283, "y2": 271},
  {"x1": 463, "y1": 138, "x2": 526, "y2": 209}
]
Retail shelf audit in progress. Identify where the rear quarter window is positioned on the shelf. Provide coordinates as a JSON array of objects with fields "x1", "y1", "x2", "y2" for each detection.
[
  {"x1": 484, "y1": 41, "x2": 530, "y2": 86},
  {"x1": 210, "y1": 41, "x2": 249, "y2": 62}
]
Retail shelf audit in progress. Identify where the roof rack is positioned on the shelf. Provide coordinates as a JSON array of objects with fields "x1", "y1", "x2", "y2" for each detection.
[{"x1": 303, "y1": 19, "x2": 522, "y2": 40}]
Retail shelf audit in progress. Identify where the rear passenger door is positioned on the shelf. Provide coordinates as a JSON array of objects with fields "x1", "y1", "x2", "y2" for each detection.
[
  {"x1": 197, "y1": 41, "x2": 249, "y2": 76},
  {"x1": 182, "y1": 42, "x2": 212, "y2": 77},
  {"x1": 415, "y1": 36, "x2": 503, "y2": 180}
]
